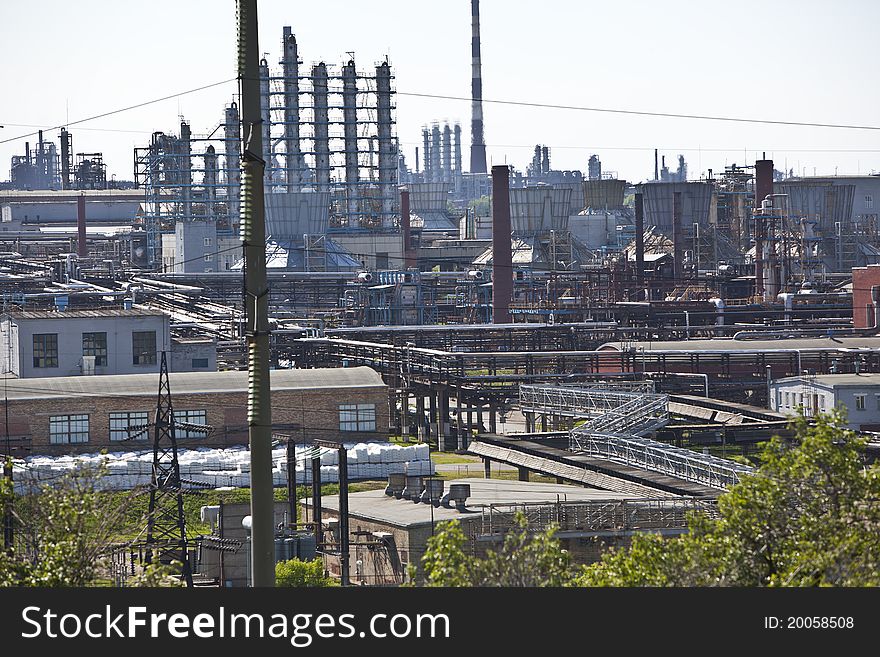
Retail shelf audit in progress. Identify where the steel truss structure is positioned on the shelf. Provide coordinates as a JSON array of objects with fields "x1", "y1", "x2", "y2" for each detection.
[{"x1": 520, "y1": 383, "x2": 753, "y2": 490}]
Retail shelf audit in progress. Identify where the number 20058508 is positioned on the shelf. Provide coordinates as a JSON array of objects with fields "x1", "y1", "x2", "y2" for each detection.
[{"x1": 764, "y1": 617, "x2": 854, "y2": 629}]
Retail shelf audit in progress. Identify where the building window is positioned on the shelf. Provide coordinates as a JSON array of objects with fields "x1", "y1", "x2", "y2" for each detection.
[
  {"x1": 82, "y1": 332, "x2": 108, "y2": 367},
  {"x1": 855, "y1": 394, "x2": 866, "y2": 411},
  {"x1": 784, "y1": 392, "x2": 790, "y2": 407},
  {"x1": 110, "y1": 411, "x2": 150, "y2": 442},
  {"x1": 866, "y1": 195, "x2": 874, "y2": 210},
  {"x1": 819, "y1": 395, "x2": 826, "y2": 411},
  {"x1": 204, "y1": 237, "x2": 213, "y2": 247},
  {"x1": 49, "y1": 414, "x2": 89, "y2": 444},
  {"x1": 339, "y1": 403, "x2": 376, "y2": 432},
  {"x1": 175, "y1": 410, "x2": 208, "y2": 438},
  {"x1": 132, "y1": 331, "x2": 157, "y2": 365},
  {"x1": 33, "y1": 333, "x2": 58, "y2": 368},
  {"x1": 775, "y1": 390, "x2": 782, "y2": 409},
  {"x1": 204, "y1": 253, "x2": 213, "y2": 262},
  {"x1": 191, "y1": 357, "x2": 209, "y2": 369}
]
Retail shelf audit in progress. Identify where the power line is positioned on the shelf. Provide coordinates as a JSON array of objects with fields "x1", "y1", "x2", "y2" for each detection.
[
  {"x1": 0, "y1": 78, "x2": 237, "y2": 146},
  {"x1": 397, "y1": 91, "x2": 880, "y2": 132}
]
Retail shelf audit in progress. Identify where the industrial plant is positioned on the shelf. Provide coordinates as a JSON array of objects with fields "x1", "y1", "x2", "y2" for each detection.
[{"x1": 2, "y1": 0, "x2": 879, "y2": 592}]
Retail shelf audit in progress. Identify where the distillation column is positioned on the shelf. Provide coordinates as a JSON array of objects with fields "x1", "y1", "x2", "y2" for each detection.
[
  {"x1": 442, "y1": 123, "x2": 452, "y2": 184},
  {"x1": 180, "y1": 121, "x2": 192, "y2": 221},
  {"x1": 431, "y1": 123, "x2": 441, "y2": 183},
  {"x1": 259, "y1": 58, "x2": 273, "y2": 185},
  {"x1": 281, "y1": 27, "x2": 302, "y2": 192},
  {"x1": 224, "y1": 102, "x2": 241, "y2": 229},
  {"x1": 312, "y1": 63, "x2": 331, "y2": 192},
  {"x1": 376, "y1": 61, "x2": 396, "y2": 224},
  {"x1": 204, "y1": 145, "x2": 218, "y2": 220},
  {"x1": 342, "y1": 59, "x2": 359, "y2": 222}
]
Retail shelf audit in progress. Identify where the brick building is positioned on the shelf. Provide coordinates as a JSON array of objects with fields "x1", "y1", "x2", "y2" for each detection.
[
  {"x1": 0, "y1": 366, "x2": 388, "y2": 455},
  {"x1": 853, "y1": 264, "x2": 880, "y2": 329}
]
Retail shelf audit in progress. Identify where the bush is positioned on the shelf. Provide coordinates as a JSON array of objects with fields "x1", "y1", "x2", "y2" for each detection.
[{"x1": 275, "y1": 558, "x2": 338, "y2": 587}]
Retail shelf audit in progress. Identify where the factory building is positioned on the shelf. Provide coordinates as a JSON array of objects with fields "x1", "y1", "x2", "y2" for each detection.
[
  {"x1": 304, "y1": 478, "x2": 709, "y2": 585},
  {"x1": 0, "y1": 366, "x2": 388, "y2": 455},
  {"x1": 770, "y1": 373, "x2": 880, "y2": 431}
]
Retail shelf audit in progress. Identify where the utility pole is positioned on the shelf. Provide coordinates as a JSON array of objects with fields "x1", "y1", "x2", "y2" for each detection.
[
  {"x1": 238, "y1": 0, "x2": 274, "y2": 587},
  {"x1": 3, "y1": 385, "x2": 13, "y2": 552}
]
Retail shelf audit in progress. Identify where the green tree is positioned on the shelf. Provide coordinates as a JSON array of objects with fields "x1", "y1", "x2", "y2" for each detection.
[
  {"x1": 1, "y1": 459, "x2": 139, "y2": 587},
  {"x1": 276, "y1": 558, "x2": 338, "y2": 587},
  {"x1": 577, "y1": 410, "x2": 880, "y2": 587},
  {"x1": 417, "y1": 511, "x2": 573, "y2": 587},
  {"x1": 468, "y1": 195, "x2": 490, "y2": 217}
]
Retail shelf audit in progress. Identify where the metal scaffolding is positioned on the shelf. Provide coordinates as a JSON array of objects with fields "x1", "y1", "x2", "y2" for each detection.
[
  {"x1": 260, "y1": 27, "x2": 399, "y2": 229},
  {"x1": 134, "y1": 117, "x2": 240, "y2": 266}
]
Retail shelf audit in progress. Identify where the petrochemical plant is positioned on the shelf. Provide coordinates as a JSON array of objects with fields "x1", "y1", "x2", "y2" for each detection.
[{"x1": 2, "y1": 0, "x2": 880, "y2": 589}]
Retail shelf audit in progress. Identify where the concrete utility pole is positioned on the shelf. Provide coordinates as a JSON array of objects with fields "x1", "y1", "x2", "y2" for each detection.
[{"x1": 238, "y1": 0, "x2": 274, "y2": 587}]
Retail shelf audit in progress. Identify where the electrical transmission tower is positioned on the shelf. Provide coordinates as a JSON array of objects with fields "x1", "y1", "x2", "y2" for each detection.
[{"x1": 143, "y1": 351, "x2": 207, "y2": 587}]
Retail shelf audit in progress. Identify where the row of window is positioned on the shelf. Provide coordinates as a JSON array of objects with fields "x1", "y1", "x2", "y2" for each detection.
[
  {"x1": 47, "y1": 404, "x2": 377, "y2": 444},
  {"x1": 778, "y1": 390, "x2": 878, "y2": 413},
  {"x1": 33, "y1": 331, "x2": 157, "y2": 368},
  {"x1": 50, "y1": 410, "x2": 208, "y2": 444}
]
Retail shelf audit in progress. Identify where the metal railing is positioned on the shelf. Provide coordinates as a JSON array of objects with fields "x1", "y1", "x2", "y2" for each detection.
[
  {"x1": 478, "y1": 497, "x2": 718, "y2": 537},
  {"x1": 520, "y1": 382, "x2": 751, "y2": 490},
  {"x1": 572, "y1": 434, "x2": 753, "y2": 490}
]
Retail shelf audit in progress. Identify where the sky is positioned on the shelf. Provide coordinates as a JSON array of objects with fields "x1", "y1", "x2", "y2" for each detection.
[{"x1": 2, "y1": 0, "x2": 880, "y2": 184}]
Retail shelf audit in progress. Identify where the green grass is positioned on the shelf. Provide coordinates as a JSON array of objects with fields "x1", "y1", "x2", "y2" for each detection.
[
  {"x1": 434, "y1": 469, "x2": 557, "y2": 484},
  {"x1": 430, "y1": 452, "x2": 479, "y2": 465}
]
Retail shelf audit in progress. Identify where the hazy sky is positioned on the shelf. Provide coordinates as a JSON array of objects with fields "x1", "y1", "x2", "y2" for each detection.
[{"x1": 2, "y1": 0, "x2": 880, "y2": 184}]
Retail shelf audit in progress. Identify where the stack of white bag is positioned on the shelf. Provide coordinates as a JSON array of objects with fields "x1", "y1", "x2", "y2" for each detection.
[{"x1": 14, "y1": 442, "x2": 434, "y2": 492}]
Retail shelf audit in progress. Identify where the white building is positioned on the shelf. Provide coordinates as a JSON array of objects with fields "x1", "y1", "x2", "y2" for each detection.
[
  {"x1": 770, "y1": 373, "x2": 880, "y2": 431},
  {"x1": 0, "y1": 309, "x2": 215, "y2": 378}
]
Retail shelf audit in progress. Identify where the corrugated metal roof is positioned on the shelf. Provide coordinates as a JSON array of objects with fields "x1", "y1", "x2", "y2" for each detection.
[
  {"x1": 599, "y1": 337, "x2": 880, "y2": 352},
  {"x1": 0, "y1": 366, "x2": 385, "y2": 401},
  {"x1": 3, "y1": 309, "x2": 166, "y2": 320}
]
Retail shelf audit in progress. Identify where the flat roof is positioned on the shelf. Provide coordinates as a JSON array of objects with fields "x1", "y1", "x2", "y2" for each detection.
[
  {"x1": 599, "y1": 337, "x2": 880, "y2": 353},
  {"x1": 307, "y1": 478, "x2": 633, "y2": 529},
  {"x1": 0, "y1": 190, "x2": 144, "y2": 201},
  {"x1": 0, "y1": 366, "x2": 385, "y2": 401},
  {"x1": 3, "y1": 309, "x2": 166, "y2": 320},
  {"x1": 773, "y1": 373, "x2": 880, "y2": 388}
]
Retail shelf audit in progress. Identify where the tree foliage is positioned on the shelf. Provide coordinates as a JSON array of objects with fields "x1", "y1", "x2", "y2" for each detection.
[
  {"x1": 577, "y1": 410, "x2": 880, "y2": 587},
  {"x1": 276, "y1": 558, "x2": 338, "y2": 587},
  {"x1": 1, "y1": 459, "x2": 139, "y2": 587},
  {"x1": 418, "y1": 511, "x2": 573, "y2": 587}
]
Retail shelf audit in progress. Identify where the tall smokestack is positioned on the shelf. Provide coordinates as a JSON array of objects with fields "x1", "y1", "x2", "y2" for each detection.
[
  {"x1": 469, "y1": 0, "x2": 487, "y2": 174},
  {"x1": 654, "y1": 149, "x2": 659, "y2": 181},
  {"x1": 754, "y1": 159, "x2": 773, "y2": 300},
  {"x1": 77, "y1": 194, "x2": 87, "y2": 258},
  {"x1": 491, "y1": 165, "x2": 512, "y2": 323}
]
